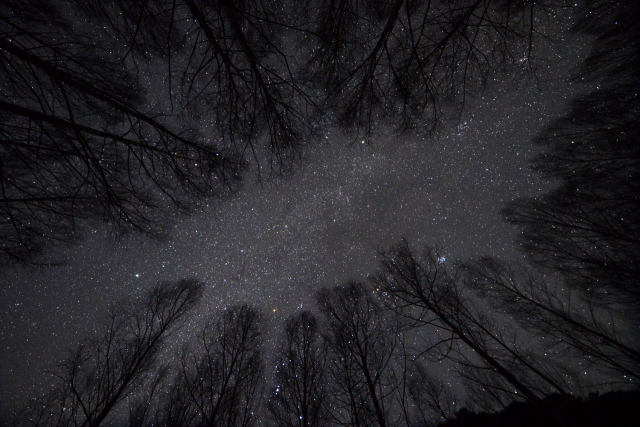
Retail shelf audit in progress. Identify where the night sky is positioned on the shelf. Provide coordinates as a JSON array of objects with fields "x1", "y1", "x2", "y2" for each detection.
[{"x1": 0, "y1": 21, "x2": 589, "y2": 420}]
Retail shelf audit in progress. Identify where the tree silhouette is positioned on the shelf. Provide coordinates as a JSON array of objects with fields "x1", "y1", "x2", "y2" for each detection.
[
  {"x1": 316, "y1": 281, "x2": 398, "y2": 427},
  {"x1": 79, "y1": 0, "x2": 319, "y2": 161},
  {"x1": 267, "y1": 311, "x2": 328, "y2": 427},
  {"x1": 1, "y1": 0, "x2": 572, "y2": 264},
  {"x1": 407, "y1": 363, "x2": 458, "y2": 424},
  {"x1": 16, "y1": 279, "x2": 203, "y2": 427},
  {"x1": 127, "y1": 366, "x2": 170, "y2": 427},
  {"x1": 502, "y1": 0, "x2": 640, "y2": 311},
  {"x1": 298, "y1": 0, "x2": 559, "y2": 137},
  {"x1": 0, "y1": 0, "x2": 242, "y2": 264},
  {"x1": 462, "y1": 257, "x2": 640, "y2": 385},
  {"x1": 160, "y1": 304, "x2": 264, "y2": 427},
  {"x1": 374, "y1": 241, "x2": 572, "y2": 410}
]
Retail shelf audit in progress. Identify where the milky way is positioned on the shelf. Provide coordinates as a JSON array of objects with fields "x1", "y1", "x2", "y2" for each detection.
[{"x1": 0, "y1": 30, "x2": 588, "y2": 419}]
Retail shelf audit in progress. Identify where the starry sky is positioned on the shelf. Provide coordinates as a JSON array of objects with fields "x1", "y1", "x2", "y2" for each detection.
[{"x1": 0, "y1": 26, "x2": 589, "y2": 420}]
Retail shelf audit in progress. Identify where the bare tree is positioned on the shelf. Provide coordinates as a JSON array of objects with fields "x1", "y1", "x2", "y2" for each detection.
[
  {"x1": 152, "y1": 374, "x2": 198, "y2": 427},
  {"x1": 16, "y1": 279, "x2": 203, "y2": 427},
  {"x1": 162, "y1": 304, "x2": 265, "y2": 427},
  {"x1": 0, "y1": 0, "x2": 242, "y2": 264},
  {"x1": 407, "y1": 363, "x2": 458, "y2": 424},
  {"x1": 502, "y1": 0, "x2": 640, "y2": 311},
  {"x1": 298, "y1": 0, "x2": 567, "y2": 137},
  {"x1": 316, "y1": 281, "x2": 398, "y2": 427},
  {"x1": 374, "y1": 241, "x2": 573, "y2": 410},
  {"x1": 267, "y1": 311, "x2": 328, "y2": 427},
  {"x1": 461, "y1": 257, "x2": 640, "y2": 386},
  {"x1": 127, "y1": 366, "x2": 170, "y2": 427},
  {"x1": 58, "y1": 0, "x2": 570, "y2": 149},
  {"x1": 73, "y1": 0, "x2": 319, "y2": 169},
  {"x1": 1, "y1": 0, "x2": 574, "y2": 264}
]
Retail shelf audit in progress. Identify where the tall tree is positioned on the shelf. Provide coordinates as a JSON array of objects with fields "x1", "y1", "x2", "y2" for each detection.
[
  {"x1": 127, "y1": 366, "x2": 170, "y2": 427},
  {"x1": 462, "y1": 257, "x2": 640, "y2": 385},
  {"x1": 16, "y1": 279, "x2": 203, "y2": 427},
  {"x1": 374, "y1": 241, "x2": 572, "y2": 410},
  {"x1": 298, "y1": 0, "x2": 565, "y2": 137},
  {"x1": 502, "y1": 0, "x2": 640, "y2": 311},
  {"x1": 0, "y1": 0, "x2": 242, "y2": 264},
  {"x1": 1, "y1": 0, "x2": 573, "y2": 264},
  {"x1": 316, "y1": 281, "x2": 398, "y2": 427},
  {"x1": 407, "y1": 363, "x2": 458, "y2": 424},
  {"x1": 162, "y1": 304, "x2": 265, "y2": 427},
  {"x1": 267, "y1": 311, "x2": 328, "y2": 427},
  {"x1": 65, "y1": 0, "x2": 319, "y2": 168}
]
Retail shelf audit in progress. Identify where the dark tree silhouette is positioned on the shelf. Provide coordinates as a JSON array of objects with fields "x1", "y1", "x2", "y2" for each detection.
[
  {"x1": 127, "y1": 366, "x2": 170, "y2": 427},
  {"x1": 65, "y1": 0, "x2": 319, "y2": 168},
  {"x1": 0, "y1": 0, "x2": 242, "y2": 264},
  {"x1": 374, "y1": 241, "x2": 573, "y2": 410},
  {"x1": 298, "y1": 0, "x2": 563, "y2": 137},
  {"x1": 151, "y1": 373, "x2": 198, "y2": 427},
  {"x1": 502, "y1": 0, "x2": 640, "y2": 311},
  {"x1": 267, "y1": 311, "x2": 328, "y2": 427},
  {"x1": 160, "y1": 304, "x2": 264, "y2": 427},
  {"x1": 16, "y1": 279, "x2": 203, "y2": 427},
  {"x1": 407, "y1": 363, "x2": 458, "y2": 424},
  {"x1": 461, "y1": 257, "x2": 640, "y2": 385},
  {"x1": 315, "y1": 281, "x2": 398, "y2": 427},
  {"x1": 1, "y1": 0, "x2": 573, "y2": 264}
]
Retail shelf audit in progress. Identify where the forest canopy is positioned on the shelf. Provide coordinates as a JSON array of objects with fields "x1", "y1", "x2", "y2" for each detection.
[
  {"x1": 2, "y1": 0, "x2": 572, "y2": 264},
  {"x1": 2, "y1": 0, "x2": 639, "y2": 426}
]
